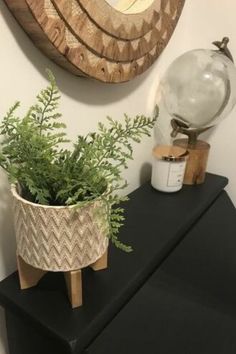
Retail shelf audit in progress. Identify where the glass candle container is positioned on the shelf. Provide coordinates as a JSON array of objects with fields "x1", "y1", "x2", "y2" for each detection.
[{"x1": 151, "y1": 145, "x2": 188, "y2": 192}]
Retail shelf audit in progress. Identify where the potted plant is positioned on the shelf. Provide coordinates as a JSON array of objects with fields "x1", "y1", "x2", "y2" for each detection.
[{"x1": 0, "y1": 70, "x2": 157, "y2": 307}]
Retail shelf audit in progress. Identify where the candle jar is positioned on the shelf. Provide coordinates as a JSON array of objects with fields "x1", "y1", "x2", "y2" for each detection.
[{"x1": 151, "y1": 145, "x2": 188, "y2": 193}]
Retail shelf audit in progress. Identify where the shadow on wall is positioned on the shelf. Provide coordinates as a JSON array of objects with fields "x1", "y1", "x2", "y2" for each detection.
[
  {"x1": 139, "y1": 162, "x2": 152, "y2": 185},
  {"x1": 0, "y1": 171, "x2": 16, "y2": 354},
  {"x1": 0, "y1": 171, "x2": 16, "y2": 278},
  {"x1": 0, "y1": 2, "x2": 154, "y2": 106}
]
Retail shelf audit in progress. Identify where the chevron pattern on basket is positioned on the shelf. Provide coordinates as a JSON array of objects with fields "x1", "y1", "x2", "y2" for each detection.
[{"x1": 11, "y1": 186, "x2": 109, "y2": 272}]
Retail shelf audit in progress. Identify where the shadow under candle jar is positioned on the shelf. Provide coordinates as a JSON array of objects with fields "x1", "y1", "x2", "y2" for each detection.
[{"x1": 151, "y1": 145, "x2": 189, "y2": 193}]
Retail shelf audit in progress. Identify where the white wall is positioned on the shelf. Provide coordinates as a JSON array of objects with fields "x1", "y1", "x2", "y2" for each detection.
[{"x1": 0, "y1": 1, "x2": 236, "y2": 352}]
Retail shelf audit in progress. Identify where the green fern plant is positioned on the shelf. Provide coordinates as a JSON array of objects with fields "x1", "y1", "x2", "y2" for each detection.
[{"x1": 0, "y1": 70, "x2": 157, "y2": 252}]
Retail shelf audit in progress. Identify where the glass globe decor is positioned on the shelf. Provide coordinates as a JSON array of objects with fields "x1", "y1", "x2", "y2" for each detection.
[
  {"x1": 159, "y1": 38, "x2": 236, "y2": 185},
  {"x1": 161, "y1": 37, "x2": 236, "y2": 143}
]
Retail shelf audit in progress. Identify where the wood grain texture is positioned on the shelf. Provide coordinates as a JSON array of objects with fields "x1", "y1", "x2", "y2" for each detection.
[
  {"x1": 17, "y1": 255, "x2": 47, "y2": 289},
  {"x1": 174, "y1": 139, "x2": 210, "y2": 185},
  {"x1": 64, "y1": 270, "x2": 82, "y2": 308},
  {"x1": 90, "y1": 250, "x2": 108, "y2": 271},
  {"x1": 4, "y1": 0, "x2": 185, "y2": 82}
]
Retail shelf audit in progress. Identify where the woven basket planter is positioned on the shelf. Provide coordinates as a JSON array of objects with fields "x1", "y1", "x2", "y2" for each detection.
[{"x1": 11, "y1": 185, "x2": 109, "y2": 272}]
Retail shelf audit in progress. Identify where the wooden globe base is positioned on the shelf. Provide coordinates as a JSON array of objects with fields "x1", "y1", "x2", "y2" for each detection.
[
  {"x1": 173, "y1": 139, "x2": 210, "y2": 185},
  {"x1": 17, "y1": 251, "x2": 108, "y2": 309}
]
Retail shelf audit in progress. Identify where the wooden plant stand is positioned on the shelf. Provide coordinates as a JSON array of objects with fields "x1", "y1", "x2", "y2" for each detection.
[{"x1": 16, "y1": 251, "x2": 108, "y2": 309}]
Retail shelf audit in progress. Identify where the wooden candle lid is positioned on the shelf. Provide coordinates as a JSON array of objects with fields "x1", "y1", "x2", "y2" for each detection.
[{"x1": 153, "y1": 145, "x2": 188, "y2": 162}]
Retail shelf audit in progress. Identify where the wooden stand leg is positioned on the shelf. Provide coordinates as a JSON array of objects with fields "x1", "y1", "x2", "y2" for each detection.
[
  {"x1": 64, "y1": 270, "x2": 82, "y2": 309},
  {"x1": 90, "y1": 250, "x2": 108, "y2": 271},
  {"x1": 17, "y1": 255, "x2": 47, "y2": 290}
]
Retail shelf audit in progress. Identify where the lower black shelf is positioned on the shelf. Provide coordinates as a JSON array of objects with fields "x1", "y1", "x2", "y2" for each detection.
[{"x1": 88, "y1": 191, "x2": 236, "y2": 354}]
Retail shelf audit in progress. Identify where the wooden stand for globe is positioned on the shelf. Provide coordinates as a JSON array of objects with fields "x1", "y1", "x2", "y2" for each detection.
[
  {"x1": 173, "y1": 139, "x2": 210, "y2": 185},
  {"x1": 171, "y1": 119, "x2": 211, "y2": 185}
]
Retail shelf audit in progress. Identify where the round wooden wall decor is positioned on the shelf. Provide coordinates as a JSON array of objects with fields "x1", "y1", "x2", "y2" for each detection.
[{"x1": 4, "y1": 0, "x2": 185, "y2": 83}]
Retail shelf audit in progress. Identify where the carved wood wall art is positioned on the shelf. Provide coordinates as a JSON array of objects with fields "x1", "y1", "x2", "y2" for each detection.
[{"x1": 4, "y1": 0, "x2": 185, "y2": 83}]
